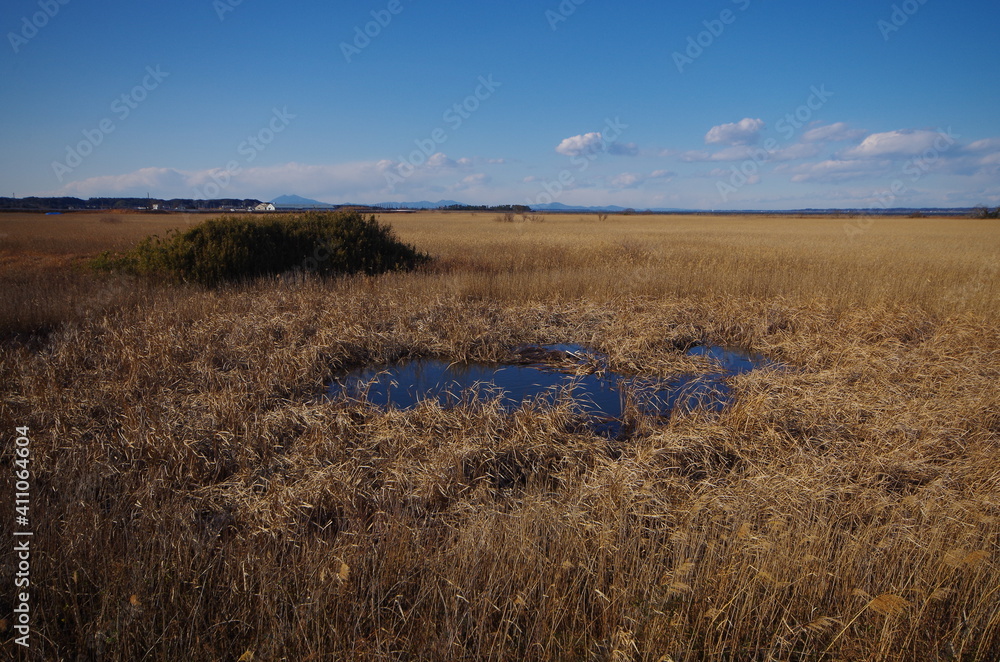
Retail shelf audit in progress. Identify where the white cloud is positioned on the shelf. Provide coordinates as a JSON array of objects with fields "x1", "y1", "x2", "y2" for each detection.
[
  {"x1": 555, "y1": 132, "x2": 637, "y2": 157},
  {"x1": 841, "y1": 129, "x2": 945, "y2": 159},
  {"x1": 681, "y1": 147, "x2": 750, "y2": 163},
  {"x1": 610, "y1": 173, "x2": 641, "y2": 188},
  {"x1": 705, "y1": 118, "x2": 765, "y2": 146},
  {"x1": 784, "y1": 159, "x2": 891, "y2": 183},
  {"x1": 978, "y1": 151, "x2": 1000, "y2": 166},
  {"x1": 801, "y1": 122, "x2": 866, "y2": 143},
  {"x1": 57, "y1": 167, "x2": 190, "y2": 196},
  {"x1": 609, "y1": 170, "x2": 675, "y2": 189},
  {"x1": 680, "y1": 151, "x2": 711, "y2": 162},
  {"x1": 452, "y1": 173, "x2": 491, "y2": 191},
  {"x1": 556, "y1": 132, "x2": 605, "y2": 157},
  {"x1": 965, "y1": 138, "x2": 1000, "y2": 153},
  {"x1": 56, "y1": 158, "x2": 475, "y2": 201},
  {"x1": 426, "y1": 152, "x2": 457, "y2": 168},
  {"x1": 680, "y1": 141, "x2": 819, "y2": 164},
  {"x1": 681, "y1": 146, "x2": 755, "y2": 162},
  {"x1": 242, "y1": 161, "x2": 408, "y2": 193}
]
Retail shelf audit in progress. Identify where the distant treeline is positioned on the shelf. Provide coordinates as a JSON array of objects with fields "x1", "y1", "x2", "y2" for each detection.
[
  {"x1": 440, "y1": 204, "x2": 533, "y2": 213},
  {"x1": 0, "y1": 197, "x2": 262, "y2": 211}
]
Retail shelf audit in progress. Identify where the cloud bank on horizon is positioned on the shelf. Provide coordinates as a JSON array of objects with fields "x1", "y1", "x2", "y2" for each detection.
[
  {"x1": 54, "y1": 121, "x2": 997, "y2": 209},
  {"x1": 2, "y1": 0, "x2": 998, "y2": 209}
]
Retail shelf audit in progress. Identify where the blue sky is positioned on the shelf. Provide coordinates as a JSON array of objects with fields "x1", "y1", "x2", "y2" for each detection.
[{"x1": 2, "y1": 0, "x2": 998, "y2": 209}]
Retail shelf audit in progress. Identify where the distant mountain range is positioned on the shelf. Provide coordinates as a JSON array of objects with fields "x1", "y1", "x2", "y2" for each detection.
[
  {"x1": 269, "y1": 194, "x2": 338, "y2": 208},
  {"x1": 268, "y1": 195, "x2": 680, "y2": 212},
  {"x1": 530, "y1": 202, "x2": 691, "y2": 213},
  {"x1": 0, "y1": 195, "x2": 979, "y2": 216},
  {"x1": 266, "y1": 196, "x2": 982, "y2": 215},
  {"x1": 374, "y1": 200, "x2": 464, "y2": 209},
  {"x1": 270, "y1": 195, "x2": 468, "y2": 210}
]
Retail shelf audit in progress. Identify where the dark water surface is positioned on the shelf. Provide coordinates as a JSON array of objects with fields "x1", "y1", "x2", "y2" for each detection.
[{"x1": 327, "y1": 344, "x2": 779, "y2": 436}]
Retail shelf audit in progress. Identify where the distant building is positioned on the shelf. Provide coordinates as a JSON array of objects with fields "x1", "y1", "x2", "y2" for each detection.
[{"x1": 254, "y1": 203, "x2": 276, "y2": 212}]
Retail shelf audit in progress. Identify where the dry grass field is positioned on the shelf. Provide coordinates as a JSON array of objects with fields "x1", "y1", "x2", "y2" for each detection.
[{"x1": 2, "y1": 210, "x2": 999, "y2": 660}]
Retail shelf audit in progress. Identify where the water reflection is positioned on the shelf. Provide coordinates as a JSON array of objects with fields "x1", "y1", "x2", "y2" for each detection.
[{"x1": 328, "y1": 344, "x2": 778, "y2": 436}]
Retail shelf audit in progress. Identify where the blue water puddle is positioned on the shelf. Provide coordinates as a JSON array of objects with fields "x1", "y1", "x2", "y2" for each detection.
[{"x1": 327, "y1": 344, "x2": 779, "y2": 437}]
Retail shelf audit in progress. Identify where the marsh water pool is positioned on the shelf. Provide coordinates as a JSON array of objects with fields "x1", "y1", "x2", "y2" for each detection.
[{"x1": 327, "y1": 344, "x2": 779, "y2": 436}]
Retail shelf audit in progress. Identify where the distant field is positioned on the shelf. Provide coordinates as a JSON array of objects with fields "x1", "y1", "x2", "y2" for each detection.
[
  {"x1": 0, "y1": 212, "x2": 204, "y2": 271},
  {"x1": 2, "y1": 210, "x2": 997, "y2": 320},
  {"x1": 1, "y1": 210, "x2": 998, "y2": 660},
  {"x1": 386, "y1": 211, "x2": 1000, "y2": 317}
]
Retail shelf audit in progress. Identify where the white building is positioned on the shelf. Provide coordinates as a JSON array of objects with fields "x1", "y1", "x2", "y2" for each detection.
[{"x1": 254, "y1": 203, "x2": 276, "y2": 212}]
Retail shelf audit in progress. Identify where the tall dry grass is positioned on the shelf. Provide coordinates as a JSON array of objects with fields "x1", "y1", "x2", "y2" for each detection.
[
  {"x1": 0, "y1": 212, "x2": 205, "y2": 338},
  {"x1": 388, "y1": 212, "x2": 1000, "y2": 319},
  {"x1": 1, "y1": 212, "x2": 998, "y2": 660}
]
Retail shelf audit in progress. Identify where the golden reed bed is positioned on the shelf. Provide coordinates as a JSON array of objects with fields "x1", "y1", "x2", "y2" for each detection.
[{"x1": 1, "y1": 211, "x2": 998, "y2": 659}]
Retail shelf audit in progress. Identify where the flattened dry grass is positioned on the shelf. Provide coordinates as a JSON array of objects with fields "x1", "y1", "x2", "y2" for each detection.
[{"x1": 1, "y1": 212, "x2": 999, "y2": 660}]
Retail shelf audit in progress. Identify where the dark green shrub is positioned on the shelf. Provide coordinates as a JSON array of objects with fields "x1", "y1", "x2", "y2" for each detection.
[{"x1": 93, "y1": 211, "x2": 429, "y2": 285}]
